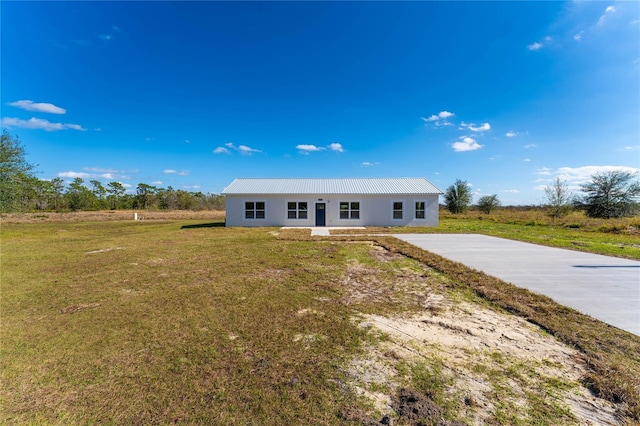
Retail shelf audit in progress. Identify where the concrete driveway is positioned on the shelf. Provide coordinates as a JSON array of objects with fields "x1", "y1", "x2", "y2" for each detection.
[{"x1": 395, "y1": 234, "x2": 640, "y2": 336}]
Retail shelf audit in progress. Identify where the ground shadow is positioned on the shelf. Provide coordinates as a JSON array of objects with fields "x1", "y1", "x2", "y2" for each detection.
[
  {"x1": 573, "y1": 265, "x2": 640, "y2": 268},
  {"x1": 180, "y1": 222, "x2": 225, "y2": 229}
]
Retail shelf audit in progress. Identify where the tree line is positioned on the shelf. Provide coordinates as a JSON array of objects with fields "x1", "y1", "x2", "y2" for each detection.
[
  {"x1": 1, "y1": 130, "x2": 224, "y2": 213},
  {"x1": 444, "y1": 173, "x2": 640, "y2": 219}
]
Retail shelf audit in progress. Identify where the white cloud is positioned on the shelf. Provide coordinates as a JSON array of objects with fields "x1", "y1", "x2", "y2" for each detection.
[
  {"x1": 597, "y1": 5, "x2": 616, "y2": 26},
  {"x1": 238, "y1": 145, "x2": 261, "y2": 154},
  {"x1": 183, "y1": 185, "x2": 201, "y2": 190},
  {"x1": 524, "y1": 158, "x2": 531, "y2": 162},
  {"x1": 57, "y1": 170, "x2": 130, "y2": 180},
  {"x1": 297, "y1": 144, "x2": 325, "y2": 153},
  {"x1": 500, "y1": 189, "x2": 520, "y2": 193},
  {"x1": 163, "y1": 169, "x2": 189, "y2": 176},
  {"x1": 556, "y1": 165, "x2": 638, "y2": 184},
  {"x1": 7, "y1": 100, "x2": 66, "y2": 114},
  {"x1": 215, "y1": 142, "x2": 261, "y2": 155},
  {"x1": 65, "y1": 124, "x2": 85, "y2": 131},
  {"x1": 151, "y1": 181, "x2": 162, "y2": 185},
  {"x1": 84, "y1": 167, "x2": 120, "y2": 173},
  {"x1": 523, "y1": 144, "x2": 537, "y2": 149},
  {"x1": 360, "y1": 161, "x2": 379, "y2": 167},
  {"x1": 421, "y1": 111, "x2": 455, "y2": 127},
  {"x1": 1, "y1": 117, "x2": 85, "y2": 131},
  {"x1": 58, "y1": 171, "x2": 91, "y2": 179},
  {"x1": 573, "y1": 31, "x2": 584, "y2": 41},
  {"x1": 624, "y1": 145, "x2": 640, "y2": 151},
  {"x1": 99, "y1": 34, "x2": 112, "y2": 41},
  {"x1": 528, "y1": 42, "x2": 544, "y2": 51},
  {"x1": 536, "y1": 165, "x2": 639, "y2": 188},
  {"x1": 506, "y1": 131, "x2": 518, "y2": 137},
  {"x1": 461, "y1": 122, "x2": 491, "y2": 132},
  {"x1": 329, "y1": 142, "x2": 344, "y2": 152},
  {"x1": 452, "y1": 137, "x2": 483, "y2": 152}
]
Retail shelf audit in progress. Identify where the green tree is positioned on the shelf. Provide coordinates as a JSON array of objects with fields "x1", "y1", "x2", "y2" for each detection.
[
  {"x1": 543, "y1": 177, "x2": 574, "y2": 219},
  {"x1": 30, "y1": 178, "x2": 58, "y2": 211},
  {"x1": 107, "y1": 181, "x2": 126, "y2": 209},
  {"x1": 0, "y1": 130, "x2": 36, "y2": 212},
  {"x1": 135, "y1": 183, "x2": 157, "y2": 209},
  {"x1": 576, "y1": 171, "x2": 640, "y2": 218},
  {"x1": 90, "y1": 180, "x2": 108, "y2": 210},
  {"x1": 65, "y1": 177, "x2": 94, "y2": 211},
  {"x1": 444, "y1": 179, "x2": 472, "y2": 214},
  {"x1": 157, "y1": 186, "x2": 178, "y2": 210},
  {"x1": 51, "y1": 177, "x2": 66, "y2": 211},
  {"x1": 477, "y1": 194, "x2": 500, "y2": 214}
]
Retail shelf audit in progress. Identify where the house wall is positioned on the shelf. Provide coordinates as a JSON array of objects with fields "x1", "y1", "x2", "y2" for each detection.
[{"x1": 224, "y1": 194, "x2": 439, "y2": 227}]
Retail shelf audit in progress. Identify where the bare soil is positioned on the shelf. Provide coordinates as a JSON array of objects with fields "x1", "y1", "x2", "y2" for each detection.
[{"x1": 344, "y1": 246, "x2": 621, "y2": 425}]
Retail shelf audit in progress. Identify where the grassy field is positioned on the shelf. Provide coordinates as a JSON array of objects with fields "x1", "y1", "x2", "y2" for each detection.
[
  {"x1": 2, "y1": 211, "x2": 639, "y2": 424},
  {"x1": 340, "y1": 209, "x2": 640, "y2": 260}
]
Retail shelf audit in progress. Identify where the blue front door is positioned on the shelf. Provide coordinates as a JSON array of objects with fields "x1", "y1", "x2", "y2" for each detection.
[{"x1": 315, "y1": 203, "x2": 326, "y2": 226}]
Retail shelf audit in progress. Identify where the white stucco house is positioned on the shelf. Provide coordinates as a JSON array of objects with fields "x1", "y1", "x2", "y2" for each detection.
[{"x1": 221, "y1": 178, "x2": 442, "y2": 227}]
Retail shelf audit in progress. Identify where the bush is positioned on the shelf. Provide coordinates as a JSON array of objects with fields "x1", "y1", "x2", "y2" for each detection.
[{"x1": 477, "y1": 194, "x2": 500, "y2": 214}]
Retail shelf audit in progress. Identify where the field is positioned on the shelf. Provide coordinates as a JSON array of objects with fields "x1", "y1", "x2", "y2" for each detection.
[{"x1": 2, "y1": 210, "x2": 639, "y2": 425}]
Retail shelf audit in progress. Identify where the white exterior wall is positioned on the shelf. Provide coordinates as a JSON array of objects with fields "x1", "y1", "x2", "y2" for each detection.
[{"x1": 225, "y1": 194, "x2": 439, "y2": 227}]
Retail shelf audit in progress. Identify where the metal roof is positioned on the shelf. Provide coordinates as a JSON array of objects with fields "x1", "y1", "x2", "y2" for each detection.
[{"x1": 221, "y1": 178, "x2": 442, "y2": 195}]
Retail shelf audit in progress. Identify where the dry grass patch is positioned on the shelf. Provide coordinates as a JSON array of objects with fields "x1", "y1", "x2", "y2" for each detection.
[
  {"x1": 3, "y1": 217, "x2": 638, "y2": 425},
  {"x1": 1, "y1": 220, "x2": 373, "y2": 424}
]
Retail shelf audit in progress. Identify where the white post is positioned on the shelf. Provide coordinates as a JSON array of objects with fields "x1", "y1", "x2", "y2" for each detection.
[{"x1": 134, "y1": 212, "x2": 138, "y2": 221}]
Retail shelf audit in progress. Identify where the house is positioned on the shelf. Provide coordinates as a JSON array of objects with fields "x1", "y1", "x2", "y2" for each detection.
[{"x1": 221, "y1": 178, "x2": 442, "y2": 227}]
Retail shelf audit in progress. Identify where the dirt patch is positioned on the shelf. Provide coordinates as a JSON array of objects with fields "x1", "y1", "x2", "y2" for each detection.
[
  {"x1": 392, "y1": 388, "x2": 466, "y2": 426},
  {"x1": 85, "y1": 247, "x2": 125, "y2": 254},
  {"x1": 344, "y1": 245, "x2": 621, "y2": 425}
]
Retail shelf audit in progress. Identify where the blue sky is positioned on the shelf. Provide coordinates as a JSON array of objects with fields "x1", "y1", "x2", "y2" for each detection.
[{"x1": 2, "y1": 1, "x2": 639, "y2": 205}]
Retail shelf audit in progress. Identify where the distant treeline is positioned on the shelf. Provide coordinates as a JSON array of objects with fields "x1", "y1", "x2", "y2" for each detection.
[
  {"x1": 1, "y1": 130, "x2": 224, "y2": 213},
  {"x1": 3, "y1": 176, "x2": 225, "y2": 213}
]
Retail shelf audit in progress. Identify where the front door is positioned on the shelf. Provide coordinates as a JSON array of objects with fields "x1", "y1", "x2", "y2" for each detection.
[{"x1": 315, "y1": 203, "x2": 326, "y2": 226}]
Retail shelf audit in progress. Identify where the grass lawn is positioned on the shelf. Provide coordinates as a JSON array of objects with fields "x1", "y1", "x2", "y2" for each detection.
[
  {"x1": 2, "y1": 213, "x2": 639, "y2": 424},
  {"x1": 340, "y1": 210, "x2": 640, "y2": 260}
]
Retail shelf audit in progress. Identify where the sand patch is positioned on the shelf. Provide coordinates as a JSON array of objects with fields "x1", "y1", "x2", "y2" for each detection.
[{"x1": 349, "y1": 301, "x2": 619, "y2": 424}]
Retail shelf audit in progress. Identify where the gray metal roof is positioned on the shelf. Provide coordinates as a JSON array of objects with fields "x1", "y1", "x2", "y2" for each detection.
[{"x1": 221, "y1": 178, "x2": 442, "y2": 195}]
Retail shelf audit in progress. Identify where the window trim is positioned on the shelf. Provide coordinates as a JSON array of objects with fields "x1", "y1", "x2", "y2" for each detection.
[
  {"x1": 415, "y1": 200, "x2": 426, "y2": 220},
  {"x1": 287, "y1": 201, "x2": 308, "y2": 220},
  {"x1": 244, "y1": 200, "x2": 266, "y2": 220},
  {"x1": 392, "y1": 200, "x2": 404, "y2": 220},
  {"x1": 339, "y1": 200, "x2": 361, "y2": 220}
]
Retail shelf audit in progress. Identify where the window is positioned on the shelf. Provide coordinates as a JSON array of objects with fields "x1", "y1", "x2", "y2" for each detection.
[
  {"x1": 245, "y1": 201, "x2": 265, "y2": 219},
  {"x1": 340, "y1": 201, "x2": 360, "y2": 219},
  {"x1": 287, "y1": 201, "x2": 308, "y2": 219},
  {"x1": 415, "y1": 201, "x2": 426, "y2": 219},
  {"x1": 393, "y1": 201, "x2": 404, "y2": 220}
]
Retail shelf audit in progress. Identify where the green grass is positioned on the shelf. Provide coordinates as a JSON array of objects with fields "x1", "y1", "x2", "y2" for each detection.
[
  {"x1": 339, "y1": 210, "x2": 640, "y2": 260},
  {"x1": 3, "y1": 216, "x2": 640, "y2": 424},
  {"x1": 1, "y1": 220, "x2": 373, "y2": 424}
]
